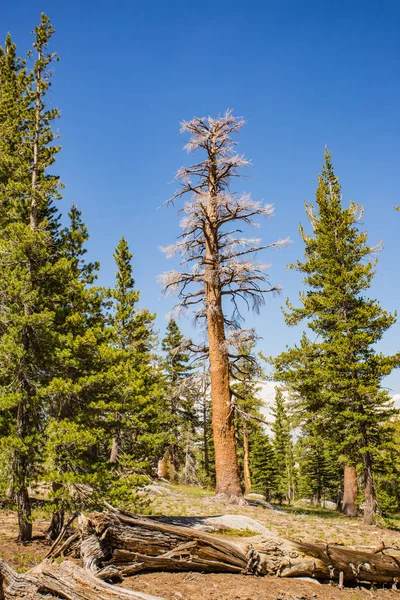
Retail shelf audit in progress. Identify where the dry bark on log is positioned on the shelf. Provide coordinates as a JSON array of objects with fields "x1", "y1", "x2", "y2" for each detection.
[
  {"x1": 0, "y1": 558, "x2": 163, "y2": 600},
  {"x1": 80, "y1": 511, "x2": 400, "y2": 586}
]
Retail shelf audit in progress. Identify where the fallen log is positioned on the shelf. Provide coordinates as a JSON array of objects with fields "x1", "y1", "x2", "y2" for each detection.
[
  {"x1": 0, "y1": 558, "x2": 163, "y2": 600},
  {"x1": 80, "y1": 511, "x2": 400, "y2": 586}
]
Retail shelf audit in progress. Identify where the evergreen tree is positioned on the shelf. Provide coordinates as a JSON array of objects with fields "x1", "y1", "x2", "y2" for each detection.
[
  {"x1": 250, "y1": 430, "x2": 276, "y2": 500},
  {"x1": 104, "y1": 237, "x2": 167, "y2": 501},
  {"x1": 271, "y1": 388, "x2": 296, "y2": 504},
  {"x1": 108, "y1": 237, "x2": 139, "y2": 464},
  {"x1": 277, "y1": 150, "x2": 399, "y2": 524},
  {"x1": 44, "y1": 204, "x2": 106, "y2": 537},
  {"x1": 231, "y1": 342, "x2": 265, "y2": 495},
  {"x1": 0, "y1": 15, "x2": 68, "y2": 541},
  {"x1": 296, "y1": 427, "x2": 340, "y2": 506},
  {"x1": 161, "y1": 319, "x2": 196, "y2": 478}
]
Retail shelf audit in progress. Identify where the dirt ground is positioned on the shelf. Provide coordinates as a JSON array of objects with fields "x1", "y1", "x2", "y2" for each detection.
[
  {"x1": 1, "y1": 487, "x2": 400, "y2": 599},
  {"x1": 120, "y1": 572, "x2": 399, "y2": 600}
]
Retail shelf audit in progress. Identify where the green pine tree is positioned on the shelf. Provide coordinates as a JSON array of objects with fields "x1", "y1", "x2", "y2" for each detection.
[
  {"x1": 161, "y1": 318, "x2": 196, "y2": 478},
  {"x1": 44, "y1": 203, "x2": 106, "y2": 537},
  {"x1": 103, "y1": 237, "x2": 167, "y2": 504},
  {"x1": 271, "y1": 388, "x2": 296, "y2": 504},
  {"x1": 296, "y1": 427, "x2": 340, "y2": 506},
  {"x1": 231, "y1": 342, "x2": 265, "y2": 495},
  {"x1": 250, "y1": 429, "x2": 276, "y2": 501},
  {"x1": 276, "y1": 149, "x2": 399, "y2": 524},
  {"x1": 0, "y1": 15, "x2": 68, "y2": 541}
]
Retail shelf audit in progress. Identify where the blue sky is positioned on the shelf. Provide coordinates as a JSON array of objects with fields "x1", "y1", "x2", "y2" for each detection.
[{"x1": 3, "y1": 1, "x2": 400, "y2": 394}]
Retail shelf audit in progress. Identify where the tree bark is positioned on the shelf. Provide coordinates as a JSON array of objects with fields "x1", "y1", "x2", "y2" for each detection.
[
  {"x1": 205, "y1": 135, "x2": 242, "y2": 498},
  {"x1": 243, "y1": 423, "x2": 252, "y2": 495},
  {"x1": 14, "y1": 484, "x2": 32, "y2": 543},
  {"x1": 12, "y1": 398, "x2": 32, "y2": 542},
  {"x1": 169, "y1": 443, "x2": 179, "y2": 481},
  {"x1": 342, "y1": 464, "x2": 358, "y2": 518},
  {"x1": 77, "y1": 511, "x2": 400, "y2": 586},
  {"x1": 0, "y1": 558, "x2": 162, "y2": 600},
  {"x1": 48, "y1": 482, "x2": 65, "y2": 540},
  {"x1": 363, "y1": 452, "x2": 377, "y2": 525},
  {"x1": 110, "y1": 431, "x2": 120, "y2": 464},
  {"x1": 157, "y1": 450, "x2": 171, "y2": 480}
]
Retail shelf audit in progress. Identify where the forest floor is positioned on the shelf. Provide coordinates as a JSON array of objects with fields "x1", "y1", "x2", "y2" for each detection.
[{"x1": 1, "y1": 483, "x2": 400, "y2": 599}]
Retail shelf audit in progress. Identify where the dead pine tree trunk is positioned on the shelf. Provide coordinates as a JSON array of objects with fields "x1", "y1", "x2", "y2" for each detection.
[
  {"x1": 243, "y1": 423, "x2": 252, "y2": 494},
  {"x1": 342, "y1": 464, "x2": 359, "y2": 517},
  {"x1": 205, "y1": 133, "x2": 242, "y2": 498}
]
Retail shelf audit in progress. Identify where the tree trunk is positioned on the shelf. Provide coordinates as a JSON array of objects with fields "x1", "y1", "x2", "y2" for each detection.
[
  {"x1": 48, "y1": 508, "x2": 65, "y2": 541},
  {"x1": 76, "y1": 511, "x2": 400, "y2": 585},
  {"x1": 48, "y1": 482, "x2": 65, "y2": 540},
  {"x1": 30, "y1": 52, "x2": 41, "y2": 231},
  {"x1": 110, "y1": 431, "x2": 120, "y2": 464},
  {"x1": 243, "y1": 423, "x2": 251, "y2": 494},
  {"x1": 0, "y1": 558, "x2": 162, "y2": 600},
  {"x1": 342, "y1": 464, "x2": 358, "y2": 518},
  {"x1": 169, "y1": 443, "x2": 179, "y2": 482},
  {"x1": 363, "y1": 453, "x2": 377, "y2": 525},
  {"x1": 12, "y1": 398, "x2": 32, "y2": 542},
  {"x1": 157, "y1": 450, "x2": 170, "y2": 480},
  {"x1": 205, "y1": 137, "x2": 242, "y2": 498},
  {"x1": 207, "y1": 298, "x2": 242, "y2": 497},
  {"x1": 14, "y1": 484, "x2": 32, "y2": 543},
  {"x1": 11, "y1": 47, "x2": 43, "y2": 545}
]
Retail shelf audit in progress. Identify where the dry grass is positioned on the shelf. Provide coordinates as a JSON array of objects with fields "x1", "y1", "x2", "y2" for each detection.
[{"x1": 151, "y1": 484, "x2": 400, "y2": 550}]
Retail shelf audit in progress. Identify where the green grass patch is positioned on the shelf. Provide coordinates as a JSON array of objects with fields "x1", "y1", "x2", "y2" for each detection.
[
  {"x1": 13, "y1": 551, "x2": 42, "y2": 573},
  {"x1": 216, "y1": 527, "x2": 258, "y2": 537},
  {"x1": 169, "y1": 484, "x2": 214, "y2": 498},
  {"x1": 281, "y1": 505, "x2": 341, "y2": 519}
]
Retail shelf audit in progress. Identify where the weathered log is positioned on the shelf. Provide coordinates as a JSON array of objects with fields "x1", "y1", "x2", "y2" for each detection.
[
  {"x1": 81, "y1": 511, "x2": 400, "y2": 586},
  {"x1": 0, "y1": 558, "x2": 163, "y2": 600}
]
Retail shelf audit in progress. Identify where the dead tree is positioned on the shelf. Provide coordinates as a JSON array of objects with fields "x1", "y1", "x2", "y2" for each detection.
[
  {"x1": 76, "y1": 511, "x2": 400, "y2": 586},
  {"x1": 0, "y1": 558, "x2": 162, "y2": 600},
  {"x1": 161, "y1": 111, "x2": 288, "y2": 498}
]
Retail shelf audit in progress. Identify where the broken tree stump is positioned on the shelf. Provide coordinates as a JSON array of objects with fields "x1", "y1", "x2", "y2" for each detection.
[
  {"x1": 0, "y1": 558, "x2": 163, "y2": 600},
  {"x1": 79, "y1": 511, "x2": 400, "y2": 586}
]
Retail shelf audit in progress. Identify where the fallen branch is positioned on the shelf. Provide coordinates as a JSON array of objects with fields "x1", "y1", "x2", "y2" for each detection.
[{"x1": 0, "y1": 558, "x2": 163, "y2": 600}]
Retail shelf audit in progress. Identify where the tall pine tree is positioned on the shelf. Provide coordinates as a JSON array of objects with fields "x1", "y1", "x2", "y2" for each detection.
[
  {"x1": 44, "y1": 203, "x2": 106, "y2": 538},
  {"x1": 277, "y1": 150, "x2": 399, "y2": 524},
  {"x1": 271, "y1": 388, "x2": 296, "y2": 504},
  {"x1": 161, "y1": 319, "x2": 196, "y2": 479},
  {"x1": 0, "y1": 15, "x2": 68, "y2": 540}
]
